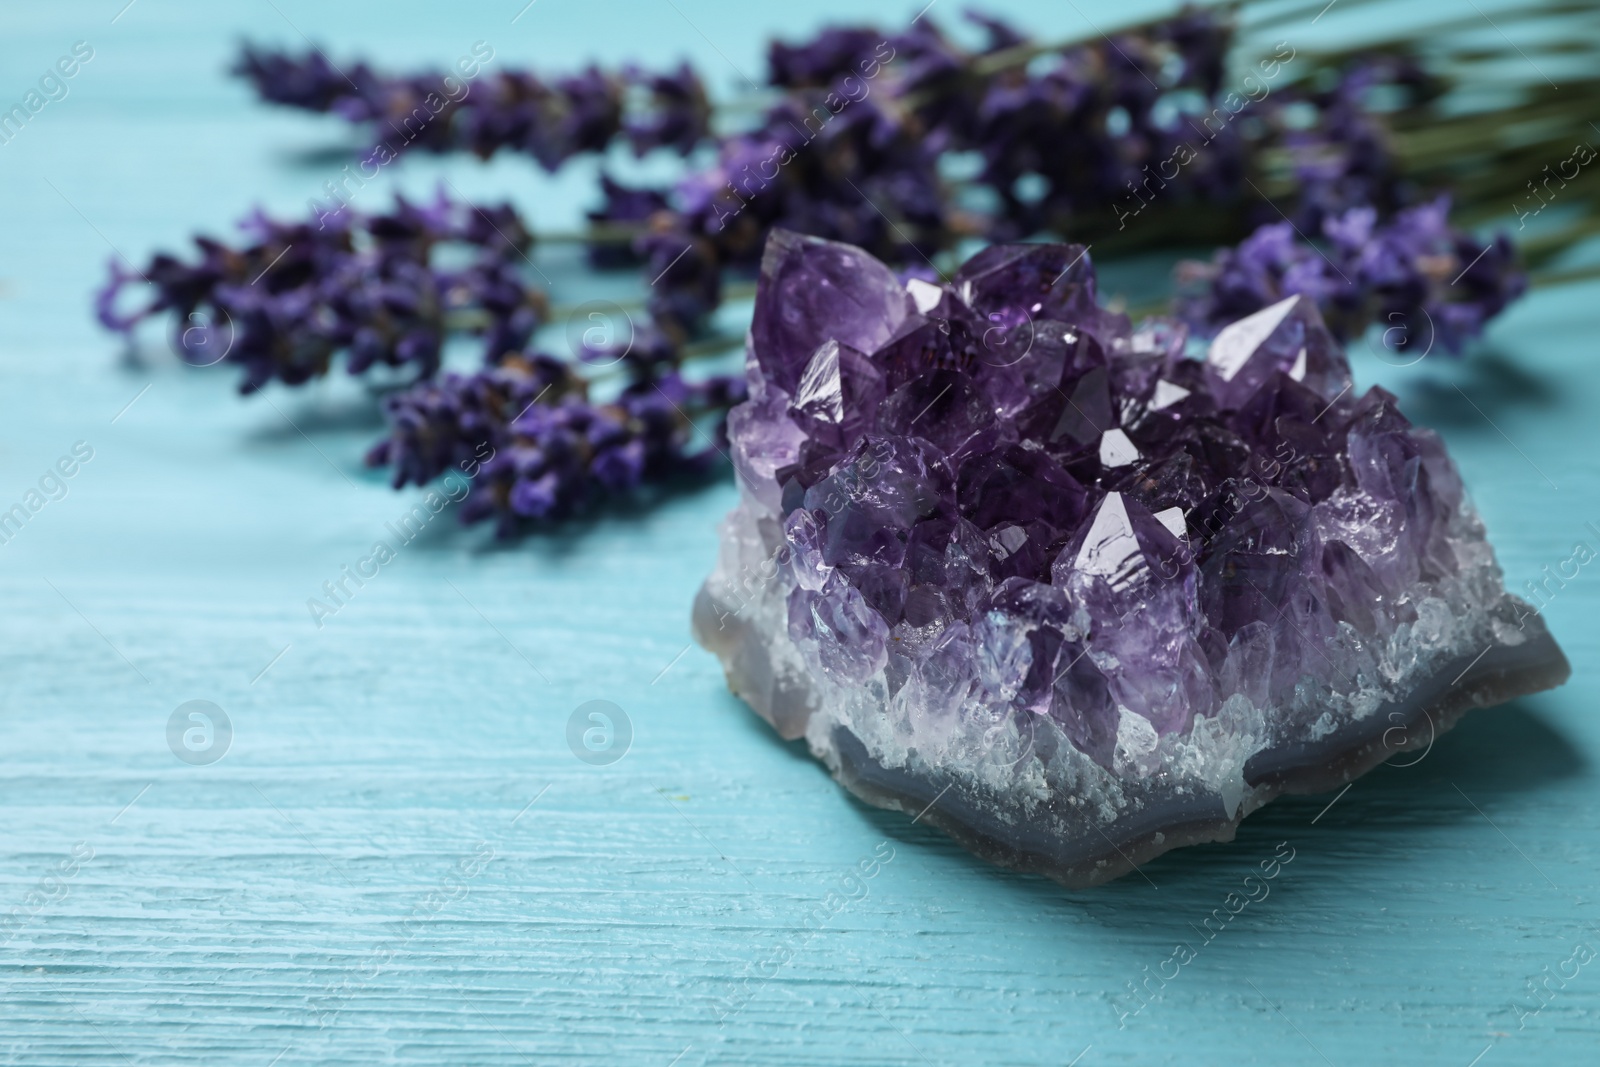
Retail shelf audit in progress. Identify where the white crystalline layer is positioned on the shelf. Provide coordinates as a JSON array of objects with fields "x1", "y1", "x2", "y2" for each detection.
[
  {"x1": 1113, "y1": 709, "x2": 1161, "y2": 778},
  {"x1": 694, "y1": 477, "x2": 1522, "y2": 847}
]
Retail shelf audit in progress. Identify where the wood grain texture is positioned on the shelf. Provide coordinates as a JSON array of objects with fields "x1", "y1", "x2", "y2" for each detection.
[{"x1": 1, "y1": 1, "x2": 1597, "y2": 1064}]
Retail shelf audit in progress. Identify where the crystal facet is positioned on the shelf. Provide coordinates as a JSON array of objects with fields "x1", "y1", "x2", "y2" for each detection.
[{"x1": 694, "y1": 230, "x2": 1568, "y2": 887}]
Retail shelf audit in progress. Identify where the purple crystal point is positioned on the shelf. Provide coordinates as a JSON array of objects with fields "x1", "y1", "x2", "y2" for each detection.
[
  {"x1": 750, "y1": 230, "x2": 911, "y2": 394},
  {"x1": 950, "y1": 242, "x2": 1097, "y2": 327},
  {"x1": 1205, "y1": 293, "x2": 1353, "y2": 409},
  {"x1": 695, "y1": 231, "x2": 1568, "y2": 887},
  {"x1": 1056, "y1": 492, "x2": 1211, "y2": 736},
  {"x1": 788, "y1": 340, "x2": 885, "y2": 451}
]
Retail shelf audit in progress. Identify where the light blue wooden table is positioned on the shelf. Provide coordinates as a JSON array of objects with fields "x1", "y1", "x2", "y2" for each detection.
[{"x1": 2, "y1": 1, "x2": 1596, "y2": 1064}]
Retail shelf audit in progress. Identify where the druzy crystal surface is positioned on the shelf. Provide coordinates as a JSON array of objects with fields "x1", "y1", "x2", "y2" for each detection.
[{"x1": 693, "y1": 230, "x2": 1568, "y2": 886}]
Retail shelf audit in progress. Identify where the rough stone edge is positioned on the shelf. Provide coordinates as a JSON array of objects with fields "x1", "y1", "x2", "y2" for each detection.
[
  {"x1": 827, "y1": 629, "x2": 1569, "y2": 888},
  {"x1": 696, "y1": 576, "x2": 1571, "y2": 888}
]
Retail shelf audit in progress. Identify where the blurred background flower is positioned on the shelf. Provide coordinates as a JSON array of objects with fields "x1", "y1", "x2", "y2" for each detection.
[{"x1": 99, "y1": 0, "x2": 1600, "y2": 532}]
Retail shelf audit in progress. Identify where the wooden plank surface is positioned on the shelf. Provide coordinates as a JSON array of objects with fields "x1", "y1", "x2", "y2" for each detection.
[{"x1": 1, "y1": 1, "x2": 1596, "y2": 1063}]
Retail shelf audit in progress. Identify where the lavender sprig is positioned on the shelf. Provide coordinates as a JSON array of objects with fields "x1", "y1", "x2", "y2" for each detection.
[
  {"x1": 365, "y1": 354, "x2": 746, "y2": 536},
  {"x1": 1175, "y1": 195, "x2": 1526, "y2": 354},
  {"x1": 119, "y1": 6, "x2": 1579, "y2": 395},
  {"x1": 91, "y1": 0, "x2": 1600, "y2": 545},
  {"x1": 234, "y1": 44, "x2": 711, "y2": 168},
  {"x1": 589, "y1": 9, "x2": 1425, "y2": 281},
  {"x1": 96, "y1": 193, "x2": 548, "y2": 392}
]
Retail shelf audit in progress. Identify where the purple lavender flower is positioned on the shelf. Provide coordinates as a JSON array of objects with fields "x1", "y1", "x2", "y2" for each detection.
[
  {"x1": 232, "y1": 11, "x2": 1400, "y2": 259},
  {"x1": 963, "y1": 9, "x2": 1029, "y2": 54},
  {"x1": 894, "y1": 6, "x2": 1248, "y2": 243},
  {"x1": 94, "y1": 259, "x2": 147, "y2": 334},
  {"x1": 1271, "y1": 55, "x2": 1432, "y2": 230},
  {"x1": 638, "y1": 228, "x2": 723, "y2": 343},
  {"x1": 365, "y1": 352, "x2": 579, "y2": 489},
  {"x1": 233, "y1": 44, "x2": 380, "y2": 113},
  {"x1": 1176, "y1": 219, "x2": 1355, "y2": 335},
  {"x1": 584, "y1": 175, "x2": 671, "y2": 269},
  {"x1": 1177, "y1": 196, "x2": 1525, "y2": 354},
  {"x1": 676, "y1": 92, "x2": 946, "y2": 268},
  {"x1": 1156, "y1": 4, "x2": 1231, "y2": 97},
  {"x1": 234, "y1": 44, "x2": 704, "y2": 169},
  {"x1": 550, "y1": 67, "x2": 625, "y2": 163},
  {"x1": 578, "y1": 321, "x2": 680, "y2": 376},
  {"x1": 622, "y1": 62, "x2": 711, "y2": 156},
  {"x1": 767, "y1": 26, "x2": 888, "y2": 88},
  {"x1": 367, "y1": 355, "x2": 746, "y2": 535},
  {"x1": 96, "y1": 193, "x2": 548, "y2": 391}
]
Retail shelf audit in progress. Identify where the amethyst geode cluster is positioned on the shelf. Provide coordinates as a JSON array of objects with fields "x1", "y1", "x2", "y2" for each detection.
[{"x1": 693, "y1": 230, "x2": 1568, "y2": 886}]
